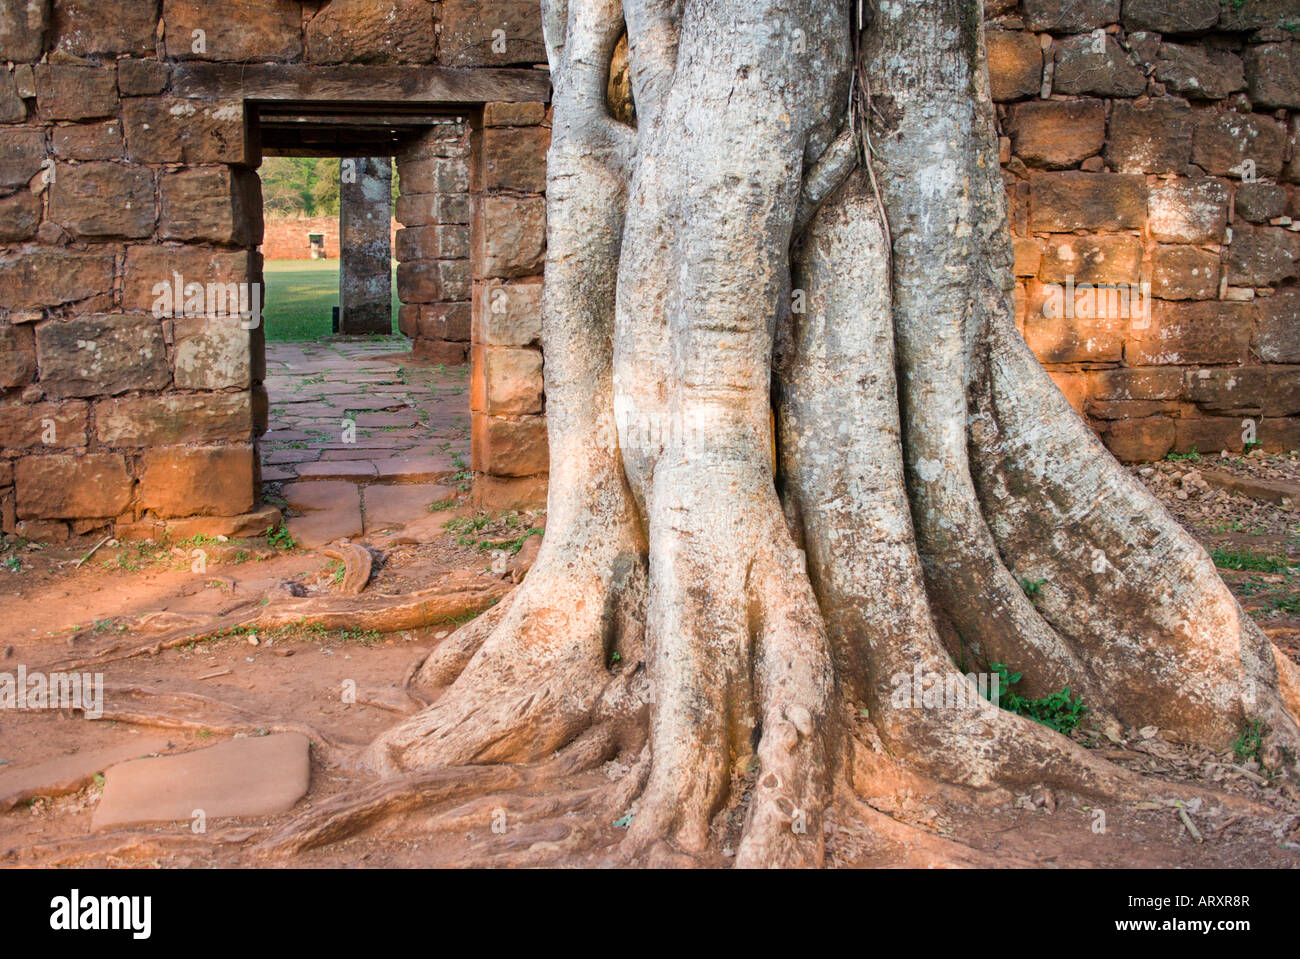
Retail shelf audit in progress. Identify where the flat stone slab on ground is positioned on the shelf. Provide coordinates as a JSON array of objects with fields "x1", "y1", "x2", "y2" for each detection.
[
  {"x1": 295, "y1": 460, "x2": 378, "y2": 480},
  {"x1": 374, "y1": 454, "x2": 457, "y2": 483},
  {"x1": 1200, "y1": 468, "x2": 1299, "y2": 507},
  {"x1": 265, "y1": 448, "x2": 321, "y2": 465},
  {"x1": 281, "y1": 480, "x2": 359, "y2": 513},
  {"x1": 364, "y1": 483, "x2": 457, "y2": 530},
  {"x1": 287, "y1": 508, "x2": 363, "y2": 548},
  {"x1": 263, "y1": 429, "x2": 314, "y2": 443},
  {"x1": 321, "y1": 447, "x2": 407, "y2": 461},
  {"x1": 355, "y1": 412, "x2": 422, "y2": 428},
  {"x1": 0, "y1": 737, "x2": 172, "y2": 811},
  {"x1": 91, "y1": 733, "x2": 310, "y2": 830}
]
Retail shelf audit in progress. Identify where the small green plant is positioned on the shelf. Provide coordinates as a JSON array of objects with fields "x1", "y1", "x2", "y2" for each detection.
[
  {"x1": 327, "y1": 559, "x2": 345, "y2": 584},
  {"x1": 1165, "y1": 448, "x2": 1200, "y2": 462},
  {"x1": 1270, "y1": 595, "x2": 1300, "y2": 615},
  {"x1": 1020, "y1": 577, "x2": 1046, "y2": 599},
  {"x1": 1231, "y1": 720, "x2": 1264, "y2": 764},
  {"x1": 3, "y1": 555, "x2": 21, "y2": 573},
  {"x1": 338, "y1": 627, "x2": 382, "y2": 646},
  {"x1": 984, "y1": 663, "x2": 1087, "y2": 734},
  {"x1": 266, "y1": 525, "x2": 296, "y2": 550},
  {"x1": 1210, "y1": 548, "x2": 1294, "y2": 574}
]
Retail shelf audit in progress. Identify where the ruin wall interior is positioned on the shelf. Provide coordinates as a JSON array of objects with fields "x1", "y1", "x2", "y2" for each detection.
[{"x1": 0, "y1": 0, "x2": 1297, "y2": 538}]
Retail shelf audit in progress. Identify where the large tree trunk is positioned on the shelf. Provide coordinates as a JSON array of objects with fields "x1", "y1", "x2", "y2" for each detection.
[{"x1": 356, "y1": 0, "x2": 1300, "y2": 867}]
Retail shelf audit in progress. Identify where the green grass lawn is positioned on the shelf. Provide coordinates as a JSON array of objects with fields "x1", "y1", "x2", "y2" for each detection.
[{"x1": 263, "y1": 259, "x2": 400, "y2": 342}]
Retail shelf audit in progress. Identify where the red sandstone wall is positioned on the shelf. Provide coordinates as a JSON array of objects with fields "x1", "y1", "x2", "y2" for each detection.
[
  {"x1": 987, "y1": 0, "x2": 1300, "y2": 460},
  {"x1": 0, "y1": 0, "x2": 553, "y2": 537},
  {"x1": 260, "y1": 215, "x2": 400, "y2": 261}
]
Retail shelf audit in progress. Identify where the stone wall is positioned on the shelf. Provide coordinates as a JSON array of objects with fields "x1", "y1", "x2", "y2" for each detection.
[
  {"x1": 0, "y1": 0, "x2": 553, "y2": 537},
  {"x1": 395, "y1": 120, "x2": 473, "y2": 364},
  {"x1": 261, "y1": 214, "x2": 399, "y2": 260},
  {"x1": 468, "y1": 101, "x2": 549, "y2": 509},
  {"x1": 989, "y1": 0, "x2": 1300, "y2": 460},
  {"x1": 262, "y1": 215, "x2": 341, "y2": 260},
  {"x1": 0, "y1": 2, "x2": 269, "y2": 542}
]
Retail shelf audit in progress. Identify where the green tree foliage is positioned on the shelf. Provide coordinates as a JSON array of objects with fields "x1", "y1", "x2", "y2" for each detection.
[{"x1": 260, "y1": 157, "x2": 399, "y2": 218}]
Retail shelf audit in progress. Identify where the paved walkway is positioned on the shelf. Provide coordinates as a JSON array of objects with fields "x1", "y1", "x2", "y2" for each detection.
[{"x1": 262, "y1": 338, "x2": 472, "y2": 545}]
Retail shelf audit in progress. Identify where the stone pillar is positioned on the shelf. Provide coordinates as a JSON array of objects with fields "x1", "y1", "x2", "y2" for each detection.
[
  {"x1": 338, "y1": 157, "x2": 392, "y2": 335},
  {"x1": 394, "y1": 121, "x2": 472, "y2": 362},
  {"x1": 468, "y1": 102, "x2": 550, "y2": 510}
]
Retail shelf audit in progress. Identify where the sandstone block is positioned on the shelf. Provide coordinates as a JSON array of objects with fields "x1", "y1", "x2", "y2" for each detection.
[
  {"x1": 473, "y1": 194, "x2": 545, "y2": 278},
  {"x1": 1105, "y1": 98, "x2": 1193, "y2": 174},
  {"x1": 34, "y1": 64, "x2": 118, "y2": 120},
  {"x1": 1244, "y1": 42, "x2": 1300, "y2": 110},
  {"x1": 1150, "y1": 245, "x2": 1220, "y2": 299},
  {"x1": 1153, "y1": 43, "x2": 1244, "y2": 100},
  {"x1": 160, "y1": 165, "x2": 262, "y2": 245},
  {"x1": 1022, "y1": 0, "x2": 1119, "y2": 33},
  {"x1": 53, "y1": 0, "x2": 158, "y2": 57},
  {"x1": 138, "y1": 444, "x2": 255, "y2": 517},
  {"x1": 471, "y1": 411, "x2": 547, "y2": 476},
  {"x1": 49, "y1": 162, "x2": 155, "y2": 238},
  {"x1": 1125, "y1": 299, "x2": 1252, "y2": 366},
  {"x1": 1254, "y1": 287, "x2": 1300, "y2": 362},
  {"x1": 162, "y1": 0, "x2": 302, "y2": 61},
  {"x1": 95, "y1": 392, "x2": 252, "y2": 446},
  {"x1": 0, "y1": 248, "x2": 115, "y2": 311},
  {"x1": 1040, "y1": 234, "x2": 1141, "y2": 284},
  {"x1": 1029, "y1": 172, "x2": 1146, "y2": 231},
  {"x1": 1147, "y1": 178, "x2": 1228, "y2": 243},
  {"x1": 15, "y1": 453, "x2": 132, "y2": 518},
  {"x1": 1006, "y1": 99, "x2": 1105, "y2": 169},
  {"x1": 51, "y1": 120, "x2": 125, "y2": 160},
  {"x1": 36, "y1": 315, "x2": 169, "y2": 398},
  {"x1": 438, "y1": 0, "x2": 546, "y2": 66},
  {"x1": 1053, "y1": 34, "x2": 1146, "y2": 97},
  {"x1": 305, "y1": 0, "x2": 436, "y2": 64},
  {"x1": 1191, "y1": 109, "x2": 1284, "y2": 178},
  {"x1": 0, "y1": 400, "x2": 87, "y2": 448},
  {"x1": 478, "y1": 125, "x2": 550, "y2": 193},
  {"x1": 470, "y1": 345, "x2": 543, "y2": 414},
  {"x1": 123, "y1": 97, "x2": 252, "y2": 165},
  {"x1": 0, "y1": 0, "x2": 50, "y2": 61}
]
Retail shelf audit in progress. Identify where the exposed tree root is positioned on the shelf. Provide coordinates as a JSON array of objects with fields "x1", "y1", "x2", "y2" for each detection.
[
  {"x1": 50, "y1": 573, "x2": 511, "y2": 672},
  {"x1": 260, "y1": 725, "x2": 623, "y2": 857},
  {"x1": 319, "y1": 542, "x2": 375, "y2": 595},
  {"x1": 90, "y1": 684, "x2": 357, "y2": 763}
]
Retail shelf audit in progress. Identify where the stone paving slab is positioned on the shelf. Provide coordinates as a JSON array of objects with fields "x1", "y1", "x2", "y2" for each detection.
[
  {"x1": 281, "y1": 480, "x2": 364, "y2": 547},
  {"x1": 295, "y1": 460, "x2": 379, "y2": 480},
  {"x1": 374, "y1": 454, "x2": 458, "y2": 482},
  {"x1": 263, "y1": 341, "x2": 471, "y2": 539},
  {"x1": 263, "y1": 340, "x2": 469, "y2": 489},
  {"x1": 0, "y1": 737, "x2": 172, "y2": 812},
  {"x1": 91, "y1": 733, "x2": 310, "y2": 830},
  {"x1": 287, "y1": 509, "x2": 364, "y2": 548},
  {"x1": 282, "y1": 480, "x2": 358, "y2": 513},
  {"x1": 364, "y1": 483, "x2": 457, "y2": 531}
]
